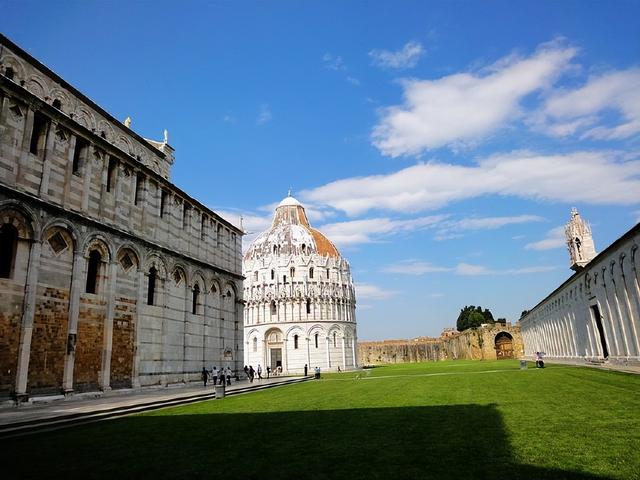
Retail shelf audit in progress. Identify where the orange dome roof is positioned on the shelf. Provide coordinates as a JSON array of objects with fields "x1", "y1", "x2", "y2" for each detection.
[{"x1": 245, "y1": 195, "x2": 340, "y2": 260}]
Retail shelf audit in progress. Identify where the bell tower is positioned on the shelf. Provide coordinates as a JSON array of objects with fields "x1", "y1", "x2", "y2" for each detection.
[{"x1": 565, "y1": 208, "x2": 597, "y2": 271}]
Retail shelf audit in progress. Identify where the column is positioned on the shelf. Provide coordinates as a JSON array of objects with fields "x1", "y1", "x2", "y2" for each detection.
[
  {"x1": 306, "y1": 337, "x2": 311, "y2": 371},
  {"x1": 325, "y1": 336, "x2": 331, "y2": 368},
  {"x1": 14, "y1": 240, "x2": 42, "y2": 400},
  {"x1": 100, "y1": 261, "x2": 118, "y2": 391},
  {"x1": 352, "y1": 333, "x2": 357, "y2": 367},
  {"x1": 132, "y1": 269, "x2": 145, "y2": 388},
  {"x1": 38, "y1": 119, "x2": 57, "y2": 198},
  {"x1": 282, "y1": 339, "x2": 288, "y2": 373},
  {"x1": 15, "y1": 106, "x2": 35, "y2": 185},
  {"x1": 341, "y1": 336, "x2": 346, "y2": 370},
  {"x1": 62, "y1": 250, "x2": 86, "y2": 393}
]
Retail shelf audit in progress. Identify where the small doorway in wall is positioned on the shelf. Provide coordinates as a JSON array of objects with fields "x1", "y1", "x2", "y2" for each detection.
[
  {"x1": 270, "y1": 348, "x2": 282, "y2": 371},
  {"x1": 494, "y1": 332, "x2": 514, "y2": 359},
  {"x1": 590, "y1": 304, "x2": 609, "y2": 358}
]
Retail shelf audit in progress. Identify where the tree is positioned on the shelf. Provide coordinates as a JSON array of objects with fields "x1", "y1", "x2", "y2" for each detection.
[{"x1": 456, "y1": 305, "x2": 496, "y2": 331}]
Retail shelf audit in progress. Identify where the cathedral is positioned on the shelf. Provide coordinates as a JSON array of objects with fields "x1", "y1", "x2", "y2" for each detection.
[
  {"x1": 0, "y1": 34, "x2": 244, "y2": 401},
  {"x1": 243, "y1": 195, "x2": 358, "y2": 373}
]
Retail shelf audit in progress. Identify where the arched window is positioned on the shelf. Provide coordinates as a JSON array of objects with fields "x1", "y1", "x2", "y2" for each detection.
[
  {"x1": 283, "y1": 275, "x2": 287, "y2": 283},
  {"x1": 270, "y1": 269, "x2": 275, "y2": 280},
  {"x1": 290, "y1": 267, "x2": 295, "y2": 278},
  {"x1": 4, "y1": 67, "x2": 14, "y2": 80},
  {"x1": 192, "y1": 284, "x2": 200, "y2": 314},
  {"x1": 85, "y1": 250, "x2": 101, "y2": 294},
  {"x1": 147, "y1": 266, "x2": 157, "y2": 305},
  {"x1": 254, "y1": 271, "x2": 258, "y2": 281},
  {"x1": 270, "y1": 300, "x2": 277, "y2": 315},
  {"x1": 314, "y1": 333, "x2": 319, "y2": 348},
  {"x1": 326, "y1": 268, "x2": 330, "y2": 279},
  {"x1": 0, "y1": 224, "x2": 18, "y2": 279},
  {"x1": 309, "y1": 267, "x2": 314, "y2": 279},
  {"x1": 294, "y1": 334, "x2": 299, "y2": 349},
  {"x1": 52, "y1": 99, "x2": 62, "y2": 110},
  {"x1": 253, "y1": 337, "x2": 257, "y2": 352},
  {"x1": 306, "y1": 298, "x2": 311, "y2": 314},
  {"x1": 333, "y1": 332, "x2": 337, "y2": 348},
  {"x1": 106, "y1": 157, "x2": 117, "y2": 193},
  {"x1": 301, "y1": 244, "x2": 306, "y2": 254}
]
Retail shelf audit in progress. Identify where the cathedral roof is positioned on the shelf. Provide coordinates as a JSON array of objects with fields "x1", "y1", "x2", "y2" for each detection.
[{"x1": 245, "y1": 195, "x2": 339, "y2": 260}]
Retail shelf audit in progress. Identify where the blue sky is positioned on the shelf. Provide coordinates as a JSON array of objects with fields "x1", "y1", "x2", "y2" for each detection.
[{"x1": 3, "y1": 1, "x2": 639, "y2": 340}]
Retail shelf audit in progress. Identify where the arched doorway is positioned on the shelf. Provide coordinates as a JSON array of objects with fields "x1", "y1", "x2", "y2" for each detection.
[
  {"x1": 265, "y1": 328, "x2": 284, "y2": 371},
  {"x1": 495, "y1": 332, "x2": 514, "y2": 359}
]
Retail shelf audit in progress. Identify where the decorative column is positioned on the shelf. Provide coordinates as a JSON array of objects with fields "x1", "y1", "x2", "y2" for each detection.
[
  {"x1": 100, "y1": 260, "x2": 118, "y2": 391},
  {"x1": 38, "y1": 119, "x2": 57, "y2": 199},
  {"x1": 352, "y1": 333, "x2": 357, "y2": 367},
  {"x1": 306, "y1": 336, "x2": 311, "y2": 371},
  {"x1": 325, "y1": 336, "x2": 331, "y2": 368},
  {"x1": 282, "y1": 339, "x2": 289, "y2": 373},
  {"x1": 341, "y1": 336, "x2": 346, "y2": 370},
  {"x1": 132, "y1": 268, "x2": 145, "y2": 388},
  {"x1": 14, "y1": 239, "x2": 42, "y2": 400},
  {"x1": 62, "y1": 249, "x2": 86, "y2": 393}
]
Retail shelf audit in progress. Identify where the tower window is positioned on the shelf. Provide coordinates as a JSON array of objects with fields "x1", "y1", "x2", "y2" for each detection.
[
  {"x1": 333, "y1": 332, "x2": 337, "y2": 348},
  {"x1": 270, "y1": 300, "x2": 277, "y2": 315},
  {"x1": 283, "y1": 275, "x2": 287, "y2": 283},
  {"x1": 314, "y1": 333, "x2": 319, "y2": 349},
  {"x1": 306, "y1": 298, "x2": 311, "y2": 314},
  {"x1": 106, "y1": 157, "x2": 117, "y2": 193},
  {"x1": 309, "y1": 267, "x2": 314, "y2": 279},
  {"x1": 290, "y1": 267, "x2": 295, "y2": 278},
  {"x1": 270, "y1": 269, "x2": 275, "y2": 280},
  {"x1": 134, "y1": 174, "x2": 144, "y2": 205},
  {"x1": 85, "y1": 250, "x2": 101, "y2": 294},
  {"x1": 147, "y1": 267, "x2": 157, "y2": 305},
  {"x1": 160, "y1": 190, "x2": 167, "y2": 217},
  {"x1": 30, "y1": 112, "x2": 48, "y2": 158},
  {"x1": 0, "y1": 224, "x2": 18, "y2": 279},
  {"x1": 72, "y1": 137, "x2": 89, "y2": 174},
  {"x1": 326, "y1": 269, "x2": 330, "y2": 279},
  {"x1": 192, "y1": 284, "x2": 200, "y2": 314},
  {"x1": 294, "y1": 335, "x2": 299, "y2": 349}
]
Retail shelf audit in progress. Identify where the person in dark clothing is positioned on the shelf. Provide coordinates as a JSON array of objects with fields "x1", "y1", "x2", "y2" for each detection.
[
  {"x1": 244, "y1": 365, "x2": 249, "y2": 380},
  {"x1": 201, "y1": 367, "x2": 208, "y2": 387},
  {"x1": 304, "y1": 364, "x2": 308, "y2": 376},
  {"x1": 266, "y1": 366, "x2": 271, "y2": 379},
  {"x1": 249, "y1": 365, "x2": 255, "y2": 382}
]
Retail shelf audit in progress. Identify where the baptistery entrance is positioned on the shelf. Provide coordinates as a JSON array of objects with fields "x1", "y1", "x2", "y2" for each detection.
[{"x1": 266, "y1": 329, "x2": 284, "y2": 371}]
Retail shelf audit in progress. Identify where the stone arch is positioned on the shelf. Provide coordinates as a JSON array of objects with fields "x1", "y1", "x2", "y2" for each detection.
[
  {"x1": 223, "y1": 281, "x2": 237, "y2": 299},
  {"x1": 116, "y1": 245, "x2": 140, "y2": 275},
  {"x1": 26, "y1": 74, "x2": 47, "y2": 99},
  {"x1": 97, "y1": 119, "x2": 115, "y2": 142},
  {"x1": 307, "y1": 324, "x2": 327, "y2": 338},
  {"x1": 191, "y1": 270, "x2": 207, "y2": 290},
  {"x1": 0, "y1": 203, "x2": 35, "y2": 240},
  {"x1": 41, "y1": 218, "x2": 79, "y2": 251},
  {"x1": 116, "y1": 135, "x2": 134, "y2": 156},
  {"x1": 495, "y1": 331, "x2": 514, "y2": 360},
  {"x1": 285, "y1": 324, "x2": 305, "y2": 339},
  {"x1": 73, "y1": 107, "x2": 97, "y2": 132},
  {"x1": 48, "y1": 88, "x2": 72, "y2": 113},
  {"x1": 170, "y1": 264, "x2": 188, "y2": 286},
  {"x1": 0, "y1": 54, "x2": 25, "y2": 81},
  {"x1": 82, "y1": 234, "x2": 113, "y2": 262},
  {"x1": 144, "y1": 253, "x2": 168, "y2": 279}
]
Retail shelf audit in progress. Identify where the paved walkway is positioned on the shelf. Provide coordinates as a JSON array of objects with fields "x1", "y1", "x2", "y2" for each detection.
[{"x1": 0, "y1": 376, "x2": 309, "y2": 438}]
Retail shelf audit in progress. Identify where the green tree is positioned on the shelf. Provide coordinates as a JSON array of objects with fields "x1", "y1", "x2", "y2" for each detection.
[{"x1": 456, "y1": 305, "x2": 496, "y2": 331}]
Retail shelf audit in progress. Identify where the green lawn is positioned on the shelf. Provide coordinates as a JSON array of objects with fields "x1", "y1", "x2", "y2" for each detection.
[{"x1": 4, "y1": 361, "x2": 639, "y2": 479}]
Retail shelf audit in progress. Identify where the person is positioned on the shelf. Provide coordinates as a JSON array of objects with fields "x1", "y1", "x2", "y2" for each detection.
[
  {"x1": 201, "y1": 367, "x2": 208, "y2": 387},
  {"x1": 314, "y1": 366, "x2": 320, "y2": 380},
  {"x1": 244, "y1": 365, "x2": 249, "y2": 380},
  {"x1": 257, "y1": 364, "x2": 263, "y2": 380},
  {"x1": 249, "y1": 365, "x2": 255, "y2": 382},
  {"x1": 337, "y1": 365, "x2": 342, "y2": 373},
  {"x1": 218, "y1": 368, "x2": 225, "y2": 385},
  {"x1": 266, "y1": 366, "x2": 271, "y2": 379},
  {"x1": 535, "y1": 351, "x2": 545, "y2": 368},
  {"x1": 304, "y1": 364, "x2": 308, "y2": 376},
  {"x1": 226, "y1": 366, "x2": 232, "y2": 386},
  {"x1": 211, "y1": 366, "x2": 218, "y2": 386}
]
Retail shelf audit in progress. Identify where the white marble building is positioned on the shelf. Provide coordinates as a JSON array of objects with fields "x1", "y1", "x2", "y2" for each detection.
[
  {"x1": 243, "y1": 195, "x2": 358, "y2": 373},
  {"x1": 520, "y1": 209, "x2": 640, "y2": 367}
]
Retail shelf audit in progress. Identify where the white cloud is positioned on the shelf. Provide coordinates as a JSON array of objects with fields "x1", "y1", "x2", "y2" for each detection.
[
  {"x1": 525, "y1": 226, "x2": 566, "y2": 250},
  {"x1": 372, "y1": 40, "x2": 576, "y2": 156},
  {"x1": 355, "y1": 283, "x2": 397, "y2": 300},
  {"x1": 257, "y1": 104, "x2": 272, "y2": 125},
  {"x1": 369, "y1": 41, "x2": 424, "y2": 69},
  {"x1": 322, "y1": 52, "x2": 346, "y2": 71},
  {"x1": 434, "y1": 215, "x2": 544, "y2": 240},
  {"x1": 381, "y1": 260, "x2": 556, "y2": 276},
  {"x1": 319, "y1": 215, "x2": 446, "y2": 246},
  {"x1": 383, "y1": 261, "x2": 451, "y2": 275},
  {"x1": 302, "y1": 150, "x2": 640, "y2": 216},
  {"x1": 347, "y1": 76, "x2": 361, "y2": 86},
  {"x1": 216, "y1": 210, "x2": 272, "y2": 251},
  {"x1": 537, "y1": 68, "x2": 640, "y2": 140}
]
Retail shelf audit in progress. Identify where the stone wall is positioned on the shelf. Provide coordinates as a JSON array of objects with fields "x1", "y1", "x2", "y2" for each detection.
[
  {"x1": 0, "y1": 34, "x2": 245, "y2": 401},
  {"x1": 358, "y1": 339, "x2": 441, "y2": 365}
]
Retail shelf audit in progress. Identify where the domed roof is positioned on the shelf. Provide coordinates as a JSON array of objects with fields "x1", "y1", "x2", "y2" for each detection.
[{"x1": 245, "y1": 195, "x2": 339, "y2": 260}]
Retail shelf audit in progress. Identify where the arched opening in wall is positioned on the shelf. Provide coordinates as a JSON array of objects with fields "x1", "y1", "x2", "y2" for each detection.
[
  {"x1": 301, "y1": 244, "x2": 306, "y2": 254},
  {"x1": 590, "y1": 304, "x2": 609, "y2": 358},
  {"x1": 253, "y1": 337, "x2": 257, "y2": 352},
  {"x1": 290, "y1": 267, "x2": 295, "y2": 278},
  {"x1": 266, "y1": 329, "x2": 284, "y2": 371},
  {"x1": 0, "y1": 224, "x2": 18, "y2": 279},
  {"x1": 106, "y1": 157, "x2": 117, "y2": 193},
  {"x1": 283, "y1": 275, "x2": 287, "y2": 283},
  {"x1": 270, "y1": 269, "x2": 275, "y2": 280},
  {"x1": 333, "y1": 332, "x2": 337, "y2": 348},
  {"x1": 4, "y1": 67, "x2": 14, "y2": 80},
  {"x1": 254, "y1": 271, "x2": 258, "y2": 281},
  {"x1": 192, "y1": 284, "x2": 200, "y2": 315},
  {"x1": 494, "y1": 332, "x2": 514, "y2": 360},
  {"x1": 270, "y1": 300, "x2": 277, "y2": 316},
  {"x1": 326, "y1": 268, "x2": 330, "y2": 279},
  {"x1": 294, "y1": 334, "x2": 299, "y2": 349},
  {"x1": 314, "y1": 333, "x2": 319, "y2": 348},
  {"x1": 306, "y1": 298, "x2": 311, "y2": 314},
  {"x1": 309, "y1": 267, "x2": 314, "y2": 279},
  {"x1": 147, "y1": 267, "x2": 157, "y2": 305},
  {"x1": 29, "y1": 112, "x2": 49, "y2": 158},
  {"x1": 85, "y1": 250, "x2": 102, "y2": 294},
  {"x1": 52, "y1": 98, "x2": 62, "y2": 110}
]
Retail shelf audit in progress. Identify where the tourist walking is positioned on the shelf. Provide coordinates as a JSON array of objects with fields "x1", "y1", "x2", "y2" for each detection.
[
  {"x1": 266, "y1": 366, "x2": 271, "y2": 379},
  {"x1": 226, "y1": 366, "x2": 232, "y2": 386},
  {"x1": 212, "y1": 366, "x2": 218, "y2": 386},
  {"x1": 218, "y1": 368, "x2": 225, "y2": 385},
  {"x1": 249, "y1": 365, "x2": 255, "y2": 382},
  {"x1": 244, "y1": 365, "x2": 249, "y2": 380},
  {"x1": 201, "y1": 367, "x2": 208, "y2": 387},
  {"x1": 314, "y1": 366, "x2": 321, "y2": 379},
  {"x1": 257, "y1": 364, "x2": 263, "y2": 379}
]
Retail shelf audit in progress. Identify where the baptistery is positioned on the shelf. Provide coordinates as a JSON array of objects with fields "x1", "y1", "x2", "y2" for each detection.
[{"x1": 243, "y1": 195, "x2": 357, "y2": 373}]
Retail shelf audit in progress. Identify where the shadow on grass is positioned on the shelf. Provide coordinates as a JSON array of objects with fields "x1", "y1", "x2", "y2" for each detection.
[{"x1": 4, "y1": 404, "x2": 607, "y2": 479}]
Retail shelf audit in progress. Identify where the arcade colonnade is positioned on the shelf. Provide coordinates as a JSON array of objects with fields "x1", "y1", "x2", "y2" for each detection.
[{"x1": 520, "y1": 224, "x2": 640, "y2": 366}]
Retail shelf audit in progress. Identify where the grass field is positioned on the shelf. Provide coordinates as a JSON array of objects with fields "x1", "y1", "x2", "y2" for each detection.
[{"x1": 4, "y1": 361, "x2": 640, "y2": 479}]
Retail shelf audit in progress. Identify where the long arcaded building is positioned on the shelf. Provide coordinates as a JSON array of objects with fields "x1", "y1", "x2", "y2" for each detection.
[{"x1": 0, "y1": 35, "x2": 244, "y2": 401}]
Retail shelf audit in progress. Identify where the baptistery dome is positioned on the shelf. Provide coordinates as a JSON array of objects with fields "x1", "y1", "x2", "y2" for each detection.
[{"x1": 243, "y1": 195, "x2": 358, "y2": 374}]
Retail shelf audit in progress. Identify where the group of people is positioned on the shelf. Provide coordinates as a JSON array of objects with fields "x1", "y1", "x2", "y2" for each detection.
[
  {"x1": 242, "y1": 364, "x2": 285, "y2": 382},
  {"x1": 201, "y1": 366, "x2": 233, "y2": 387}
]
